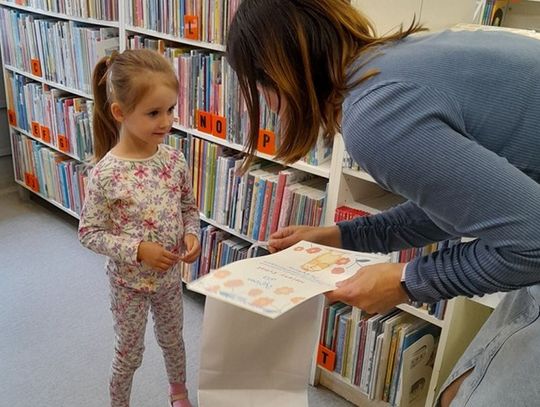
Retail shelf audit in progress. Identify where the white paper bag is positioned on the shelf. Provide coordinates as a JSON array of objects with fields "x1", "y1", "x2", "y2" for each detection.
[{"x1": 198, "y1": 296, "x2": 322, "y2": 407}]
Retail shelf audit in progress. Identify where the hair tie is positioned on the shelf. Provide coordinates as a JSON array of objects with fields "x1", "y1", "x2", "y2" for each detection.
[{"x1": 106, "y1": 50, "x2": 120, "y2": 68}]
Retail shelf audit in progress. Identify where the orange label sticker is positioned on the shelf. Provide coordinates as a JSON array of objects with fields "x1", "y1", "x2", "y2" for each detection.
[
  {"x1": 58, "y1": 134, "x2": 69, "y2": 153},
  {"x1": 257, "y1": 129, "x2": 276, "y2": 155},
  {"x1": 31, "y1": 121, "x2": 41, "y2": 138},
  {"x1": 196, "y1": 110, "x2": 213, "y2": 134},
  {"x1": 31, "y1": 174, "x2": 39, "y2": 192},
  {"x1": 24, "y1": 172, "x2": 32, "y2": 187},
  {"x1": 317, "y1": 344, "x2": 336, "y2": 371},
  {"x1": 212, "y1": 115, "x2": 226, "y2": 139},
  {"x1": 31, "y1": 59, "x2": 42, "y2": 77},
  {"x1": 7, "y1": 109, "x2": 16, "y2": 126},
  {"x1": 41, "y1": 126, "x2": 51, "y2": 143},
  {"x1": 184, "y1": 16, "x2": 199, "y2": 40}
]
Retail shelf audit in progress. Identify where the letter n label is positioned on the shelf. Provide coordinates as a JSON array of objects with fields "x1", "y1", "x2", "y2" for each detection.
[{"x1": 197, "y1": 110, "x2": 213, "y2": 134}]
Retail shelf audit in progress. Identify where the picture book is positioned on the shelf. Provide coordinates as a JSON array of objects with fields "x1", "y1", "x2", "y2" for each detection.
[{"x1": 188, "y1": 241, "x2": 390, "y2": 319}]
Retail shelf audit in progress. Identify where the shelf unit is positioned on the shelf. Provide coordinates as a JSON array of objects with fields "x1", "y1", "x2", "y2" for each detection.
[
  {"x1": 15, "y1": 178, "x2": 80, "y2": 219},
  {"x1": 4, "y1": 64, "x2": 94, "y2": 100},
  {"x1": 0, "y1": 1, "x2": 524, "y2": 407},
  {"x1": 172, "y1": 122, "x2": 332, "y2": 179},
  {"x1": 0, "y1": 0, "x2": 119, "y2": 27}
]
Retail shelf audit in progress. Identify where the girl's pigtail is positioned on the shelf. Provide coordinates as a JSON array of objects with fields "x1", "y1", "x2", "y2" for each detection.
[{"x1": 91, "y1": 56, "x2": 119, "y2": 162}]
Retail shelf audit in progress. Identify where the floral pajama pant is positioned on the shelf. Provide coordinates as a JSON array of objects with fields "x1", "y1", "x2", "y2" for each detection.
[{"x1": 108, "y1": 282, "x2": 186, "y2": 407}]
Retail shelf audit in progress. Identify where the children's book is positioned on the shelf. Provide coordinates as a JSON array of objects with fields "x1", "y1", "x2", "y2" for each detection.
[{"x1": 188, "y1": 241, "x2": 390, "y2": 319}]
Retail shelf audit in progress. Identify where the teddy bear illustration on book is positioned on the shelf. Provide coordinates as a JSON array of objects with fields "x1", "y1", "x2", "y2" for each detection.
[{"x1": 301, "y1": 250, "x2": 350, "y2": 272}]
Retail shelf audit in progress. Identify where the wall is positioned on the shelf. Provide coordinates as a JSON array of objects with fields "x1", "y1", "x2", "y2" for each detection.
[{"x1": 352, "y1": 0, "x2": 475, "y2": 34}]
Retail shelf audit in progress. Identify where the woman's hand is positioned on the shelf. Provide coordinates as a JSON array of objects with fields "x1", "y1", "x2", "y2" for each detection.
[
  {"x1": 268, "y1": 225, "x2": 342, "y2": 253},
  {"x1": 180, "y1": 233, "x2": 201, "y2": 264},
  {"x1": 137, "y1": 241, "x2": 179, "y2": 272},
  {"x1": 325, "y1": 263, "x2": 410, "y2": 314}
]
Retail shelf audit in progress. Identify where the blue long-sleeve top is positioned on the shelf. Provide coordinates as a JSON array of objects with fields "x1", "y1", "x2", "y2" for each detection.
[{"x1": 338, "y1": 28, "x2": 540, "y2": 303}]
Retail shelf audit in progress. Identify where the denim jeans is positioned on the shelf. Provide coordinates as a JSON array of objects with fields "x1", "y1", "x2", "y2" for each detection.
[{"x1": 435, "y1": 285, "x2": 540, "y2": 407}]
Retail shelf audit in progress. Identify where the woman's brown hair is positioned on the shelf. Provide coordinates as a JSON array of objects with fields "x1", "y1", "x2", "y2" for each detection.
[
  {"x1": 226, "y1": 0, "x2": 424, "y2": 169},
  {"x1": 91, "y1": 48, "x2": 179, "y2": 162}
]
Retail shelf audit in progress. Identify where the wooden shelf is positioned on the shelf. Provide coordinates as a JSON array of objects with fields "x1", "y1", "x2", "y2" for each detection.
[
  {"x1": 317, "y1": 367, "x2": 388, "y2": 407},
  {"x1": 125, "y1": 24, "x2": 226, "y2": 52},
  {"x1": 342, "y1": 167, "x2": 376, "y2": 183},
  {"x1": 199, "y1": 213, "x2": 257, "y2": 244},
  {"x1": 0, "y1": 1, "x2": 119, "y2": 27},
  {"x1": 468, "y1": 293, "x2": 505, "y2": 309},
  {"x1": 396, "y1": 303, "x2": 445, "y2": 328},
  {"x1": 173, "y1": 123, "x2": 331, "y2": 179},
  {"x1": 11, "y1": 126, "x2": 82, "y2": 162},
  {"x1": 5, "y1": 64, "x2": 93, "y2": 100},
  {"x1": 15, "y1": 179, "x2": 80, "y2": 219}
]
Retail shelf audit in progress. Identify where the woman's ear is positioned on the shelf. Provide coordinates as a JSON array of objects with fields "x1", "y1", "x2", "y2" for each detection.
[{"x1": 110, "y1": 102, "x2": 124, "y2": 123}]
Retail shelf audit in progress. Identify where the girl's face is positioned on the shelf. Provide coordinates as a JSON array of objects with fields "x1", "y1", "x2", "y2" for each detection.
[{"x1": 116, "y1": 77, "x2": 178, "y2": 150}]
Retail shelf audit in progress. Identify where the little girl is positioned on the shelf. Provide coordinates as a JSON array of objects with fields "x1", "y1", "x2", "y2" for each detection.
[{"x1": 78, "y1": 49, "x2": 200, "y2": 407}]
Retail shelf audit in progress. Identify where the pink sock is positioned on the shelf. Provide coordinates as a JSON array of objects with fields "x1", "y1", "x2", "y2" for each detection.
[{"x1": 169, "y1": 383, "x2": 192, "y2": 407}]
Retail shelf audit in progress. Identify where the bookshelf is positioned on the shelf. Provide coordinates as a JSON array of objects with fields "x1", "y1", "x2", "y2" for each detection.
[
  {"x1": 0, "y1": 50, "x2": 9, "y2": 156},
  {"x1": 312, "y1": 2, "x2": 539, "y2": 407},
  {"x1": 0, "y1": 1, "x2": 535, "y2": 407}
]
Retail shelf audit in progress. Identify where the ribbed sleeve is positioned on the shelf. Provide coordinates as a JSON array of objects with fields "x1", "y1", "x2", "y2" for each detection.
[{"x1": 341, "y1": 81, "x2": 540, "y2": 303}]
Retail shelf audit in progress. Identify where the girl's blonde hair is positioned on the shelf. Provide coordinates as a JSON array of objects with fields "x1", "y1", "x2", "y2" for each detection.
[
  {"x1": 227, "y1": 0, "x2": 425, "y2": 170},
  {"x1": 91, "y1": 48, "x2": 179, "y2": 162}
]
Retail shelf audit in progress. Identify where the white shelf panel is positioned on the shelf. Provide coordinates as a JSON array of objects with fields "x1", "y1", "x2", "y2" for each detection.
[
  {"x1": 173, "y1": 123, "x2": 331, "y2": 179},
  {"x1": 342, "y1": 167, "x2": 376, "y2": 183},
  {"x1": 317, "y1": 366, "x2": 388, "y2": 407},
  {"x1": 5, "y1": 64, "x2": 93, "y2": 99},
  {"x1": 125, "y1": 25, "x2": 226, "y2": 52},
  {"x1": 0, "y1": 1, "x2": 119, "y2": 27},
  {"x1": 15, "y1": 179, "x2": 80, "y2": 219},
  {"x1": 397, "y1": 303, "x2": 445, "y2": 328},
  {"x1": 468, "y1": 293, "x2": 505, "y2": 309},
  {"x1": 11, "y1": 125, "x2": 82, "y2": 161},
  {"x1": 259, "y1": 152, "x2": 331, "y2": 179},
  {"x1": 199, "y1": 213, "x2": 257, "y2": 244}
]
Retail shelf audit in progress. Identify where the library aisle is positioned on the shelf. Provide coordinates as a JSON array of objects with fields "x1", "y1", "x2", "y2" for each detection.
[{"x1": 0, "y1": 190, "x2": 354, "y2": 407}]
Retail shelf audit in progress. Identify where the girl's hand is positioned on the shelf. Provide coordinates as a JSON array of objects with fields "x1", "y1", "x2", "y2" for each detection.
[
  {"x1": 137, "y1": 241, "x2": 179, "y2": 272},
  {"x1": 180, "y1": 233, "x2": 201, "y2": 264},
  {"x1": 268, "y1": 225, "x2": 342, "y2": 253},
  {"x1": 325, "y1": 263, "x2": 410, "y2": 314}
]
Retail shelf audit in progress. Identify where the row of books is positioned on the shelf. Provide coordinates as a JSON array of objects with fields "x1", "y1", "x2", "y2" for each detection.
[
  {"x1": 179, "y1": 224, "x2": 268, "y2": 282},
  {"x1": 343, "y1": 150, "x2": 361, "y2": 171},
  {"x1": 320, "y1": 305, "x2": 440, "y2": 407},
  {"x1": 164, "y1": 132, "x2": 328, "y2": 242},
  {"x1": 333, "y1": 205, "x2": 450, "y2": 320},
  {"x1": 10, "y1": 130, "x2": 89, "y2": 214},
  {"x1": 0, "y1": 11, "x2": 330, "y2": 167},
  {"x1": 128, "y1": 39, "x2": 274, "y2": 143},
  {"x1": 390, "y1": 238, "x2": 461, "y2": 264},
  {"x1": 0, "y1": 7, "x2": 119, "y2": 94},
  {"x1": 128, "y1": 0, "x2": 241, "y2": 45},
  {"x1": 5, "y1": 71, "x2": 94, "y2": 160},
  {"x1": 2, "y1": 0, "x2": 119, "y2": 21},
  {"x1": 334, "y1": 205, "x2": 370, "y2": 222},
  {"x1": 391, "y1": 240, "x2": 459, "y2": 321},
  {"x1": 475, "y1": 0, "x2": 510, "y2": 26},
  {"x1": 128, "y1": 37, "x2": 331, "y2": 166}
]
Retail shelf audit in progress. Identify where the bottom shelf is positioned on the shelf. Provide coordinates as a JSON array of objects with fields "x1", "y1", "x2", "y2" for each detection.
[
  {"x1": 317, "y1": 367, "x2": 388, "y2": 407},
  {"x1": 15, "y1": 179, "x2": 80, "y2": 219}
]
